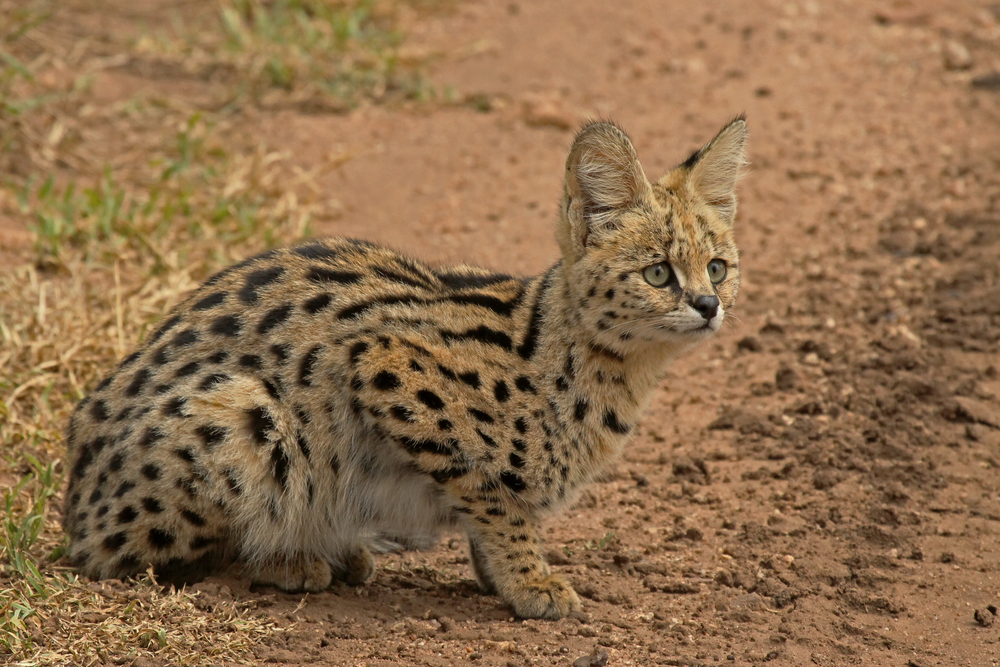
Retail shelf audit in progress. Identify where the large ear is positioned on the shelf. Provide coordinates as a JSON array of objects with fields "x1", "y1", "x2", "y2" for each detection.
[
  {"x1": 558, "y1": 121, "x2": 649, "y2": 260},
  {"x1": 682, "y1": 116, "x2": 748, "y2": 224}
]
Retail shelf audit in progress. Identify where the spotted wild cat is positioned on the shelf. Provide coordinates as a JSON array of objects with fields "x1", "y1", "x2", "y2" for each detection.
[{"x1": 62, "y1": 117, "x2": 747, "y2": 619}]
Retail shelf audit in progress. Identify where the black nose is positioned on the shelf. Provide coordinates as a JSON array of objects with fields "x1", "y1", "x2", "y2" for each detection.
[{"x1": 691, "y1": 295, "x2": 720, "y2": 320}]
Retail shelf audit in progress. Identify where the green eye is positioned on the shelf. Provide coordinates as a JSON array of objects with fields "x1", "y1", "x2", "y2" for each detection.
[
  {"x1": 707, "y1": 259, "x2": 727, "y2": 284},
  {"x1": 642, "y1": 262, "x2": 672, "y2": 287}
]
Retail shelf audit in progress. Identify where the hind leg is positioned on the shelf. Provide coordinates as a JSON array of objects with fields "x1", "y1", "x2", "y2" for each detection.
[
  {"x1": 337, "y1": 544, "x2": 376, "y2": 585},
  {"x1": 252, "y1": 553, "x2": 334, "y2": 592}
]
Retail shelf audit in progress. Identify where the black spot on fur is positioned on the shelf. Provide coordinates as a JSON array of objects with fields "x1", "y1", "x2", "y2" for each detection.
[
  {"x1": 350, "y1": 374, "x2": 364, "y2": 391},
  {"x1": 476, "y1": 429, "x2": 497, "y2": 448},
  {"x1": 437, "y1": 419, "x2": 453, "y2": 431},
  {"x1": 299, "y1": 346, "x2": 322, "y2": 386},
  {"x1": 240, "y1": 267, "x2": 285, "y2": 305},
  {"x1": 114, "y1": 406, "x2": 134, "y2": 421},
  {"x1": 372, "y1": 370, "x2": 402, "y2": 391},
  {"x1": 207, "y1": 351, "x2": 229, "y2": 364},
  {"x1": 109, "y1": 451, "x2": 125, "y2": 472},
  {"x1": 88, "y1": 489, "x2": 102, "y2": 504},
  {"x1": 113, "y1": 481, "x2": 135, "y2": 498},
  {"x1": 602, "y1": 409, "x2": 631, "y2": 434},
  {"x1": 348, "y1": 341, "x2": 368, "y2": 366},
  {"x1": 337, "y1": 294, "x2": 423, "y2": 320},
  {"x1": 141, "y1": 463, "x2": 160, "y2": 480},
  {"x1": 174, "y1": 447, "x2": 196, "y2": 464},
  {"x1": 210, "y1": 315, "x2": 242, "y2": 337},
  {"x1": 148, "y1": 528, "x2": 175, "y2": 549},
  {"x1": 199, "y1": 373, "x2": 230, "y2": 391},
  {"x1": 410, "y1": 360, "x2": 423, "y2": 372},
  {"x1": 517, "y1": 267, "x2": 555, "y2": 359},
  {"x1": 175, "y1": 477, "x2": 198, "y2": 498},
  {"x1": 468, "y1": 408, "x2": 494, "y2": 423},
  {"x1": 163, "y1": 397, "x2": 188, "y2": 418},
  {"x1": 119, "y1": 350, "x2": 141, "y2": 368},
  {"x1": 181, "y1": 509, "x2": 207, "y2": 527},
  {"x1": 509, "y1": 453, "x2": 525, "y2": 468},
  {"x1": 499, "y1": 471, "x2": 527, "y2": 493},
  {"x1": 493, "y1": 380, "x2": 510, "y2": 402},
  {"x1": 458, "y1": 371, "x2": 481, "y2": 389},
  {"x1": 176, "y1": 361, "x2": 201, "y2": 377},
  {"x1": 514, "y1": 376, "x2": 536, "y2": 393},
  {"x1": 139, "y1": 427, "x2": 165, "y2": 448},
  {"x1": 152, "y1": 346, "x2": 170, "y2": 366},
  {"x1": 307, "y1": 267, "x2": 361, "y2": 284},
  {"x1": 95, "y1": 377, "x2": 113, "y2": 392},
  {"x1": 304, "y1": 293, "x2": 332, "y2": 314},
  {"x1": 294, "y1": 243, "x2": 339, "y2": 260},
  {"x1": 296, "y1": 432, "x2": 311, "y2": 459},
  {"x1": 258, "y1": 304, "x2": 293, "y2": 334},
  {"x1": 271, "y1": 444, "x2": 290, "y2": 491},
  {"x1": 149, "y1": 316, "x2": 182, "y2": 344},
  {"x1": 103, "y1": 532, "x2": 127, "y2": 552},
  {"x1": 514, "y1": 417, "x2": 528, "y2": 434},
  {"x1": 437, "y1": 364, "x2": 457, "y2": 380},
  {"x1": 511, "y1": 438, "x2": 527, "y2": 451},
  {"x1": 390, "y1": 405, "x2": 416, "y2": 422},
  {"x1": 574, "y1": 399, "x2": 588, "y2": 421},
  {"x1": 154, "y1": 383, "x2": 173, "y2": 395},
  {"x1": 441, "y1": 326, "x2": 513, "y2": 351},
  {"x1": 270, "y1": 344, "x2": 290, "y2": 365},
  {"x1": 589, "y1": 343, "x2": 624, "y2": 363},
  {"x1": 223, "y1": 470, "x2": 242, "y2": 495},
  {"x1": 373, "y1": 266, "x2": 430, "y2": 289},
  {"x1": 141, "y1": 498, "x2": 163, "y2": 514},
  {"x1": 192, "y1": 291, "x2": 227, "y2": 311},
  {"x1": 190, "y1": 536, "x2": 217, "y2": 550},
  {"x1": 117, "y1": 506, "x2": 138, "y2": 524},
  {"x1": 431, "y1": 466, "x2": 470, "y2": 483},
  {"x1": 399, "y1": 436, "x2": 455, "y2": 456},
  {"x1": 555, "y1": 377, "x2": 569, "y2": 391},
  {"x1": 124, "y1": 369, "x2": 151, "y2": 397},
  {"x1": 91, "y1": 400, "x2": 110, "y2": 422},
  {"x1": 195, "y1": 424, "x2": 227, "y2": 449},
  {"x1": 246, "y1": 407, "x2": 275, "y2": 445},
  {"x1": 239, "y1": 354, "x2": 263, "y2": 370},
  {"x1": 330, "y1": 455, "x2": 341, "y2": 474},
  {"x1": 172, "y1": 329, "x2": 199, "y2": 347},
  {"x1": 435, "y1": 270, "x2": 515, "y2": 289},
  {"x1": 262, "y1": 378, "x2": 281, "y2": 400},
  {"x1": 416, "y1": 389, "x2": 445, "y2": 410},
  {"x1": 443, "y1": 292, "x2": 520, "y2": 317}
]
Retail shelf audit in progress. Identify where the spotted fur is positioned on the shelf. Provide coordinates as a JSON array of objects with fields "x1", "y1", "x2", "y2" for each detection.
[{"x1": 63, "y1": 118, "x2": 747, "y2": 619}]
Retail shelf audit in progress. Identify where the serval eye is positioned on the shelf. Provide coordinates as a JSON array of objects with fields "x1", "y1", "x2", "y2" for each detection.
[
  {"x1": 642, "y1": 262, "x2": 671, "y2": 288},
  {"x1": 707, "y1": 259, "x2": 727, "y2": 284}
]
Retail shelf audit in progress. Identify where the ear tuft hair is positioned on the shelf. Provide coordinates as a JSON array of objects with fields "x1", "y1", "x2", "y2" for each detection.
[
  {"x1": 559, "y1": 121, "x2": 648, "y2": 257},
  {"x1": 684, "y1": 116, "x2": 748, "y2": 224}
]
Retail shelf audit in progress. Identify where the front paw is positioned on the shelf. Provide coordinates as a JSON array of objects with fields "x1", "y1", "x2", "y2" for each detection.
[{"x1": 503, "y1": 573, "x2": 581, "y2": 620}]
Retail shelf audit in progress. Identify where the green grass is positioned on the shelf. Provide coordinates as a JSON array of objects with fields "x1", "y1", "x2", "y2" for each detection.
[
  {"x1": 132, "y1": 0, "x2": 436, "y2": 111},
  {"x1": 18, "y1": 112, "x2": 314, "y2": 275}
]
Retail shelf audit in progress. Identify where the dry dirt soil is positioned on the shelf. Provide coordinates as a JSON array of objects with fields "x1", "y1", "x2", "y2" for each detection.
[{"x1": 10, "y1": 0, "x2": 1000, "y2": 665}]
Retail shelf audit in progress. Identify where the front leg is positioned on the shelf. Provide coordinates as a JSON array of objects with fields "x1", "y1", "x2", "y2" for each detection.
[{"x1": 462, "y1": 503, "x2": 580, "y2": 620}]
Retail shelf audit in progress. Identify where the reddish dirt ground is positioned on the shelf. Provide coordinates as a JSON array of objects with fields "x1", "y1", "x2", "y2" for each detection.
[{"x1": 19, "y1": 0, "x2": 1000, "y2": 665}]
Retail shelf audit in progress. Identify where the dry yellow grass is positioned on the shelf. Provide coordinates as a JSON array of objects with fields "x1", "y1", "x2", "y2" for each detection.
[{"x1": 0, "y1": 0, "x2": 436, "y2": 663}]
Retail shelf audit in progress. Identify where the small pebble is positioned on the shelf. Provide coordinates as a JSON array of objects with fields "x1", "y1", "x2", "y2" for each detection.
[{"x1": 942, "y1": 40, "x2": 973, "y2": 70}]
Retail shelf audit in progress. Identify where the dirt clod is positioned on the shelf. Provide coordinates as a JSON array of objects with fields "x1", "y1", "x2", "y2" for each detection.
[
  {"x1": 572, "y1": 648, "x2": 610, "y2": 667},
  {"x1": 973, "y1": 608, "x2": 995, "y2": 627}
]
